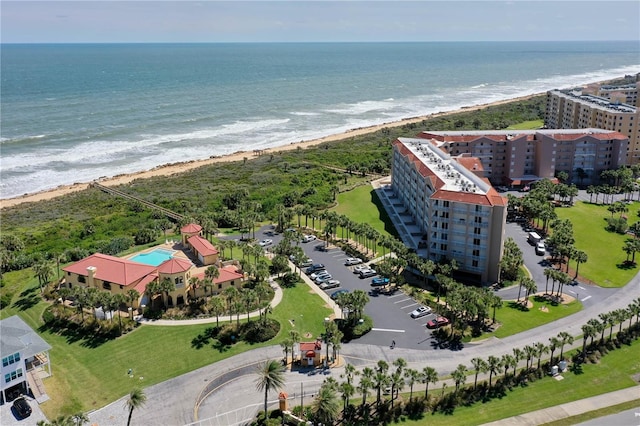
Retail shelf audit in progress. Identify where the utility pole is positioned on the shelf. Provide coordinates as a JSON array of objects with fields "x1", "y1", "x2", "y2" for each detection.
[{"x1": 300, "y1": 382, "x2": 303, "y2": 410}]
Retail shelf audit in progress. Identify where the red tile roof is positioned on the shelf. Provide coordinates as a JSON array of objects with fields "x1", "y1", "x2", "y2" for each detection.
[
  {"x1": 157, "y1": 257, "x2": 194, "y2": 274},
  {"x1": 62, "y1": 253, "x2": 157, "y2": 286},
  {"x1": 133, "y1": 273, "x2": 158, "y2": 294},
  {"x1": 194, "y1": 265, "x2": 244, "y2": 283},
  {"x1": 181, "y1": 223, "x2": 202, "y2": 234},
  {"x1": 300, "y1": 341, "x2": 321, "y2": 352},
  {"x1": 188, "y1": 235, "x2": 219, "y2": 257}
]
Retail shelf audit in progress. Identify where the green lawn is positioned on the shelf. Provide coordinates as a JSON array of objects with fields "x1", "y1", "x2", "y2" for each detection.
[
  {"x1": 554, "y1": 201, "x2": 640, "y2": 287},
  {"x1": 506, "y1": 120, "x2": 544, "y2": 130},
  {"x1": 332, "y1": 184, "x2": 398, "y2": 238},
  {"x1": 403, "y1": 338, "x2": 640, "y2": 425},
  {"x1": 1, "y1": 271, "x2": 331, "y2": 418},
  {"x1": 472, "y1": 296, "x2": 582, "y2": 341}
]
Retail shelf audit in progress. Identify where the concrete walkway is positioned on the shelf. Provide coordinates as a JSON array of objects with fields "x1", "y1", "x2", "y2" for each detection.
[{"x1": 482, "y1": 385, "x2": 640, "y2": 425}]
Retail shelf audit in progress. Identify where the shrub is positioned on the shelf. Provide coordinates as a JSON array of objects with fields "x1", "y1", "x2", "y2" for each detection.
[{"x1": 0, "y1": 292, "x2": 13, "y2": 309}]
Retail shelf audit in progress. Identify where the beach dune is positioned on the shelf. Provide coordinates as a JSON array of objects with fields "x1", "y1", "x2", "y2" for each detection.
[{"x1": 0, "y1": 94, "x2": 539, "y2": 210}]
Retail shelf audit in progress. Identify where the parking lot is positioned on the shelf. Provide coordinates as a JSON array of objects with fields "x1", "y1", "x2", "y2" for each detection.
[{"x1": 236, "y1": 226, "x2": 448, "y2": 350}]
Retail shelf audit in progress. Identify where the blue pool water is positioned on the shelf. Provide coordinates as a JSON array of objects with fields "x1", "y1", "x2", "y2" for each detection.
[{"x1": 130, "y1": 249, "x2": 174, "y2": 266}]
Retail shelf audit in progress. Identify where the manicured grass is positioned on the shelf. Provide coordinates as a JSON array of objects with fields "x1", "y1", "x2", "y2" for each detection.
[
  {"x1": 471, "y1": 296, "x2": 582, "y2": 341},
  {"x1": 506, "y1": 120, "x2": 544, "y2": 130},
  {"x1": 543, "y1": 399, "x2": 640, "y2": 426},
  {"x1": 554, "y1": 201, "x2": 640, "y2": 287},
  {"x1": 332, "y1": 184, "x2": 398, "y2": 238},
  {"x1": 1, "y1": 271, "x2": 331, "y2": 418},
  {"x1": 402, "y1": 338, "x2": 640, "y2": 425}
]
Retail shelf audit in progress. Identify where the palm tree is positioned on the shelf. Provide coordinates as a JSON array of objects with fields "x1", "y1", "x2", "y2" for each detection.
[
  {"x1": 534, "y1": 342, "x2": 549, "y2": 370},
  {"x1": 339, "y1": 381, "x2": 355, "y2": 412},
  {"x1": 573, "y1": 250, "x2": 588, "y2": 279},
  {"x1": 452, "y1": 364, "x2": 467, "y2": 393},
  {"x1": 487, "y1": 355, "x2": 502, "y2": 388},
  {"x1": 389, "y1": 370, "x2": 404, "y2": 409},
  {"x1": 557, "y1": 331, "x2": 574, "y2": 361},
  {"x1": 523, "y1": 345, "x2": 536, "y2": 370},
  {"x1": 548, "y1": 336, "x2": 561, "y2": 367},
  {"x1": 126, "y1": 289, "x2": 140, "y2": 319},
  {"x1": 358, "y1": 367, "x2": 374, "y2": 408},
  {"x1": 312, "y1": 380, "x2": 341, "y2": 425},
  {"x1": 255, "y1": 360, "x2": 285, "y2": 418},
  {"x1": 208, "y1": 296, "x2": 225, "y2": 328},
  {"x1": 125, "y1": 388, "x2": 147, "y2": 426},
  {"x1": 581, "y1": 323, "x2": 595, "y2": 359},
  {"x1": 404, "y1": 368, "x2": 420, "y2": 401},
  {"x1": 280, "y1": 338, "x2": 293, "y2": 365},
  {"x1": 421, "y1": 366, "x2": 438, "y2": 399},
  {"x1": 502, "y1": 354, "x2": 517, "y2": 379},
  {"x1": 471, "y1": 357, "x2": 488, "y2": 389}
]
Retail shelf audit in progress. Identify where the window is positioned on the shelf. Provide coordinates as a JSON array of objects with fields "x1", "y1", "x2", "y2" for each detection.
[
  {"x1": 473, "y1": 249, "x2": 480, "y2": 257},
  {"x1": 474, "y1": 216, "x2": 482, "y2": 224},
  {"x1": 474, "y1": 227, "x2": 481, "y2": 235},
  {"x1": 78, "y1": 276, "x2": 86, "y2": 283},
  {"x1": 218, "y1": 284, "x2": 222, "y2": 289},
  {"x1": 472, "y1": 260, "x2": 479, "y2": 267},
  {"x1": 2, "y1": 353, "x2": 20, "y2": 367},
  {"x1": 102, "y1": 282, "x2": 111, "y2": 290},
  {"x1": 473, "y1": 238, "x2": 480, "y2": 246},
  {"x1": 440, "y1": 244, "x2": 447, "y2": 251}
]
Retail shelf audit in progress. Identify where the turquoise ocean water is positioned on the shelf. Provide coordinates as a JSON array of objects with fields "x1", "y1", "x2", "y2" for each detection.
[{"x1": 1, "y1": 41, "x2": 638, "y2": 199}]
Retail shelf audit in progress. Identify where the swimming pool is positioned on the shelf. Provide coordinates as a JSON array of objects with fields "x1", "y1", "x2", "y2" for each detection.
[{"x1": 130, "y1": 248, "x2": 175, "y2": 266}]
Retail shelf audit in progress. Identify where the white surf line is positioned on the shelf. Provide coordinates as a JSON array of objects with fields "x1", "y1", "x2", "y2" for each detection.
[
  {"x1": 581, "y1": 295, "x2": 592, "y2": 302},
  {"x1": 394, "y1": 298, "x2": 411, "y2": 304},
  {"x1": 371, "y1": 328, "x2": 405, "y2": 333},
  {"x1": 401, "y1": 303, "x2": 419, "y2": 310}
]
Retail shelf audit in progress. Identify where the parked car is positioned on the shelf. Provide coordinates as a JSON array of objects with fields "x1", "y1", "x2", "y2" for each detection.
[
  {"x1": 359, "y1": 268, "x2": 377, "y2": 278},
  {"x1": 371, "y1": 277, "x2": 390, "y2": 287},
  {"x1": 314, "y1": 243, "x2": 328, "y2": 251},
  {"x1": 330, "y1": 289, "x2": 349, "y2": 300},
  {"x1": 299, "y1": 259, "x2": 314, "y2": 268},
  {"x1": 302, "y1": 235, "x2": 317, "y2": 243},
  {"x1": 258, "y1": 239, "x2": 273, "y2": 247},
  {"x1": 314, "y1": 273, "x2": 332, "y2": 283},
  {"x1": 12, "y1": 397, "x2": 31, "y2": 419},
  {"x1": 310, "y1": 270, "x2": 329, "y2": 280},
  {"x1": 536, "y1": 242, "x2": 546, "y2": 255},
  {"x1": 426, "y1": 316, "x2": 450, "y2": 329},
  {"x1": 353, "y1": 264, "x2": 368, "y2": 274},
  {"x1": 305, "y1": 264, "x2": 325, "y2": 274},
  {"x1": 320, "y1": 279, "x2": 340, "y2": 290},
  {"x1": 410, "y1": 306, "x2": 432, "y2": 318},
  {"x1": 344, "y1": 257, "x2": 363, "y2": 266}
]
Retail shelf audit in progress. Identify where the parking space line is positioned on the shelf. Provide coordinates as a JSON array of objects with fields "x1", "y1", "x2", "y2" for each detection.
[
  {"x1": 371, "y1": 328, "x2": 405, "y2": 333},
  {"x1": 581, "y1": 295, "x2": 592, "y2": 302},
  {"x1": 394, "y1": 298, "x2": 411, "y2": 304},
  {"x1": 400, "y1": 302, "x2": 419, "y2": 310},
  {"x1": 387, "y1": 293, "x2": 404, "y2": 299}
]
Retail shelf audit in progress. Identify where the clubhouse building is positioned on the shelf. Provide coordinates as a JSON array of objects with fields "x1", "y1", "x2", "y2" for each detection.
[{"x1": 62, "y1": 224, "x2": 244, "y2": 310}]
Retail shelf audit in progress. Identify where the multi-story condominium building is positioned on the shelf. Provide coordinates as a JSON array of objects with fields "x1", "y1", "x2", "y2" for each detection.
[
  {"x1": 595, "y1": 82, "x2": 639, "y2": 107},
  {"x1": 1, "y1": 315, "x2": 52, "y2": 403},
  {"x1": 418, "y1": 129, "x2": 628, "y2": 187},
  {"x1": 546, "y1": 89, "x2": 639, "y2": 163},
  {"x1": 391, "y1": 138, "x2": 507, "y2": 283}
]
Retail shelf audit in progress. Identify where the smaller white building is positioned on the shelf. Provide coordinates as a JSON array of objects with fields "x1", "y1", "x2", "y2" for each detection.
[{"x1": 0, "y1": 316, "x2": 52, "y2": 403}]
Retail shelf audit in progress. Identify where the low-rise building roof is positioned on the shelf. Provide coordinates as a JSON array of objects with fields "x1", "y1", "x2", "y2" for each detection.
[
  {"x1": 188, "y1": 235, "x2": 219, "y2": 257},
  {"x1": 1, "y1": 316, "x2": 52, "y2": 359},
  {"x1": 181, "y1": 223, "x2": 202, "y2": 234},
  {"x1": 62, "y1": 253, "x2": 157, "y2": 286},
  {"x1": 157, "y1": 257, "x2": 194, "y2": 274}
]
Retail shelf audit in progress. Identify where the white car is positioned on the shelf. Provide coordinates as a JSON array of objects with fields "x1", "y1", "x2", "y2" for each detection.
[
  {"x1": 258, "y1": 239, "x2": 273, "y2": 247},
  {"x1": 315, "y1": 275, "x2": 333, "y2": 284},
  {"x1": 302, "y1": 235, "x2": 317, "y2": 243},
  {"x1": 353, "y1": 264, "x2": 368, "y2": 274},
  {"x1": 310, "y1": 270, "x2": 328, "y2": 280},
  {"x1": 410, "y1": 306, "x2": 432, "y2": 318},
  {"x1": 536, "y1": 242, "x2": 546, "y2": 255},
  {"x1": 320, "y1": 279, "x2": 340, "y2": 290},
  {"x1": 344, "y1": 257, "x2": 363, "y2": 266}
]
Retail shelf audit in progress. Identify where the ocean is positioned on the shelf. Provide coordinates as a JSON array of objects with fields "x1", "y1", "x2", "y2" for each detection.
[{"x1": 1, "y1": 41, "x2": 639, "y2": 199}]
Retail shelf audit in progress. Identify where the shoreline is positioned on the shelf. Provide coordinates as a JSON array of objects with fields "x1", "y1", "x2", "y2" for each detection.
[{"x1": 0, "y1": 93, "x2": 542, "y2": 210}]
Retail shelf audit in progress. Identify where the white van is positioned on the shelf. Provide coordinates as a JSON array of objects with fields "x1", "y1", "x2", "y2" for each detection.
[{"x1": 528, "y1": 232, "x2": 541, "y2": 245}]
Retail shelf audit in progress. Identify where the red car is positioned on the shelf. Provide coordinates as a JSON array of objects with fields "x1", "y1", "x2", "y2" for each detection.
[{"x1": 426, "y1": 316, "x2": 450, "y2": 329}]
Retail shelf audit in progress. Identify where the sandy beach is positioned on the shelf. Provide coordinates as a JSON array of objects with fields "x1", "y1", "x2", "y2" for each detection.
[{"x1": 0, "y1": 94, "x2": 540, "y2": 210}]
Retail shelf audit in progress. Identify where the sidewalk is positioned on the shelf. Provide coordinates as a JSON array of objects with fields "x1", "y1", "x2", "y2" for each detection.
[
  {"x1": 482, "y1": 385, "x2": 640, "y2": 425},
  {"x1": 134, "y1": 278, "x2": 283, "y2": 326}
]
